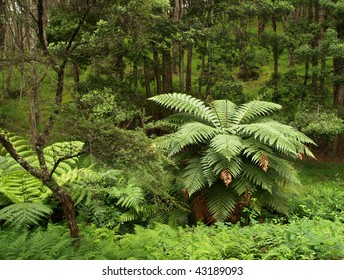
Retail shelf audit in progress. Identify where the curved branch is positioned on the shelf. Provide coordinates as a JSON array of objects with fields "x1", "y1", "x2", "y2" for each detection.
[{"x1": 0, "y1": 132, "x2": 42, "y2": 179}]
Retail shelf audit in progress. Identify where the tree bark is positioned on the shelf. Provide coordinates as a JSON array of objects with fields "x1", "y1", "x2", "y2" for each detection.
[
  {"x1": 162, "y1": 50, "x2": 172, "y2": 93},
  {"x1": 153, "y1": 49, "x2": 162, "y2": 95},
  {"x1": 186, "y1": 44, "x2": 193, "y2": 94},
  {"x1": 144, "y1": 58, "x2": 151, "y2": 98}
]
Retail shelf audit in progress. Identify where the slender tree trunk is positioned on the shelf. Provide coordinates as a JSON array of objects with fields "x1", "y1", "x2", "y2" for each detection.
[
  {"x1": 272, "y1": 17, "x2": 279, "y2": 77},
  {"x1": 3, "y1": 66, "x2": 12, "y2": 99},
  {"x1": 153, "y1": 49, "x2": 162, "y2": 95},
  {"x1": 48, "y1": 180, "x2": 79, "y2": 239},
  {"x1": 171, "y1": 0, "x2": 182, "y2": 74},
  {"x1": 29, "y1": 64, "x2": 40, "y2": 148},
  {"x1": 333, "y1": 59, "x2": 344, "y2": 106},
  {"x1": 179, "y1": 45, "x2": 184, "y2": 92},
  {"x1": 162, "y1": 51, "x2": 172, "y2": 93},
  {"x1": 144, "y1": 58, "x2": 151, "y2": 98},
  {"x1": 257, "y1": 16, "x2": 267, "y2": 34},
  {"x1": 311, "y1": 0, "x2": 319, "y2": 96},
  {"x1": 186, "y1": 44, "x2": 193, "y2": 94},
  {"x1": 319, "y1": 7, "x2": 326, "y2": 95},
  {"x1": 198, "y1": 53, "x2": 206, "y2": 96},
  {"x1": 72, "y1": 62, "x2": 80, "y2": 84},
  {"x1": 304, "y1": 60, "x2": 309, "y2": 86}
]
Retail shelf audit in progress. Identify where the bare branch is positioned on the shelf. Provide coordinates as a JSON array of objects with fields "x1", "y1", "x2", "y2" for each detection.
[{"x1": 48, "y1": 146, "x2": 89, "y2": 179}]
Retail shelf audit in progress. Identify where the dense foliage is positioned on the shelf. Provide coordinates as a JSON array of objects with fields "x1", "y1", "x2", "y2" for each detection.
[{"x1": 1, "y1": 0, "x2": 344, "y2": 260}]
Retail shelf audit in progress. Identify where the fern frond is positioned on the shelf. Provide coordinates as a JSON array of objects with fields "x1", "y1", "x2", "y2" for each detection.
[
  {"x1": 206, "y1": 184, "x2": 237, "y2": 222},
  {"x1": 183, "y1": 158, "x2": 208, "y2": 196},
  {"x1": 118, "y1": 210, "x2": 140, "y2": 223},
  {"x1": 210, "y1": 99, "x2": 237, "y2": 128},
  {"x1": 149, "y1": 93, "x2": 220, "y2": 127},
  {"x1": 159, "y1": 122, "x2": 218, "y2": 156},
  {"x1": 237, "y1": 122, "x2": 298, "y2": 156},
  {"x1": 107, "y1": 183, "x2": 144, "y2": 213},
  {"x1": 241, "y1": 163, "x2": 274, "y2": 193},
  {"x1": 231, "y1": 100, "x2": 282, "y2": 125},
  {"x1": 0, "y1": 202, "x2": 52, "y2": 228},
  {"x1": 210, "y1": 134, "x2": 243, "y2": 159},
  {"x1": 165, "y1": 113, "x2": 212, "y2": 127}
]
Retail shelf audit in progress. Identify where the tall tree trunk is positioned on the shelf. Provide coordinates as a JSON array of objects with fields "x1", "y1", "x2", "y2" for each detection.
[
  {"x1": 72, "y1": 62, "x2": 80, "y2": 84},
  {"x1": 162, "y1": 50, "x2": 172, "y2": 93},
  {"x1": 198, "y1": 52, "x2": 206, "y2": 96},
  {"x1": 333, "y1": 59, "x2": 344, "y2": 106},
  {"x1": 179, "y1": 45, "x2": 184, "y2": 92},
  {"x1": 29, "y1": 64, "x2": 40, "y2": 148},
  {"x1": 2, "y1": 66, "x2": 12, "y2": 99},
  {"x1": 153, "y1": 49, "x2": 162, "y2": 95},
  {"x1": 0, "y1": 0, "x2": 5, "y2": 56},
  {"x1": 186, "y1": 44, "x2": 193, "y2": 94},
  {"x1": 144, "y1": 58, "x2": 151, "y2": 98},
  {"x1": 171, "y1": 0, "x2": 183, "y2": 74},
  {"x1": 257, "y1": 16, "x2": 267, "y2": 34},
  {"x1": 304, "y1": 60, "x2": 309, "y2": 86},
  {"x1": 311, "y1": 1, "x2": 319, "y2": 96}
]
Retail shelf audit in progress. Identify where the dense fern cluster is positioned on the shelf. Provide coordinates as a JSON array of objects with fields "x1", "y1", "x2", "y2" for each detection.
[
  {"x1": 0, "y1": 218, "x2": 342, "y2": 260},
  {"x1": 150, "y1": 93, "x2": 315, "y2": 222}
]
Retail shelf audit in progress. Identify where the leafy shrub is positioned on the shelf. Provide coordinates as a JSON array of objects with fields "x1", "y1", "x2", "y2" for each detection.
[{"x1": 293, "y1": 105, "x2": 344, "y2": 140}]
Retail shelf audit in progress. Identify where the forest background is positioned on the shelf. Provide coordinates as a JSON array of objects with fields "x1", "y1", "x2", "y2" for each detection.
[{"x1": 0, "y1": 0, "x2": 343, "y2": 260}]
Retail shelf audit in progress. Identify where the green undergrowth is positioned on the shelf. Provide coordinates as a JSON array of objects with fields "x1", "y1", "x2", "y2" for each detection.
[{"x1": 0, "y1": 218, "x2": 342, "y2": 260}]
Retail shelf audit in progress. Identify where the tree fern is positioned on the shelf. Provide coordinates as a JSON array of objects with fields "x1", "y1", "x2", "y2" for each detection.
[
  {"x1": 150, "y1": 93, "x2": 315, "y2": 223},
  {"x1": 0, "y1": 131, "x2": 93, "y2": 229}
]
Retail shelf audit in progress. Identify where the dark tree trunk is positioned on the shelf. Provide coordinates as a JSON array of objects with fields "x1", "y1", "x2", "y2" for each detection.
[
  {"x1": 333, "y1": 59, "x2": 344, "y2": 106},
  {"x1": 153, "y1": 49, "x2": 162, "y2": 95},
  {"x1": 72, "y1": 62, "x2": 80, "y2": 84},
  {"x1": 186, "y1": 45, "x2": 193, "y2": 94},
  {"x1": 144, "y1": 58, "x2": 151, "y2": 98},
  {"x1": 179, "y1": 45, "x2": 184, "y2": 92},
  {"x1": 304, "y1": 60, "x2": 309, "y2": 86},
  {"x1": 334, "y1": 14, "x2": 344, "y2": 106},
  {"x1": 162, "y1": 50, "x2": 172, "y2": 93},
  {"x1": 0, "y1": 0, "x2": 5, "y2": 56}
]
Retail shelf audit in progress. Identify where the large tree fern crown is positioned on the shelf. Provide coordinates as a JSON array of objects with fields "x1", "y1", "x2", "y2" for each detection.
[{"x1": 149, "y1": 93, "x2": 315, "y2": 222}]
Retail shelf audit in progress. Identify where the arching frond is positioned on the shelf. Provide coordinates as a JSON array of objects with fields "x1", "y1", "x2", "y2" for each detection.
[
  {"x1": 237, "y1": 122, "x2": 298, "y2": 156},
  {"x1": 210, "y1": 134, "x2": 243, "y2": 159},
  {"x1": 231, "y1": 100, "x2": 282, "y2": 124},
  {"x1": 149, "y1": 93, "x2": 220, "y2": 127},
  {"x1": 165, "y1": 113, "x2": 212, "y2": 127},
  {"x1": 158, "y1": 122, "x2": 218, "y2": 156},
  {"x1": 107, "y1": 183, "x2": 144, "y2": 213},
  {"x1": 206, "y1": 184, "x2": 237, "y2": 222},
  {"x1": 210, "y1": 99, "x2": 237, "y2": 128},
  {"x1": 183, "y1": 158, "x2": 208, "y2": 196},
  {"x1": 241, "y1": 163, "x2": 274, "y2": 193},
  {"x1": 0, "y1": 202, "x2": 52, "y2": 228}
]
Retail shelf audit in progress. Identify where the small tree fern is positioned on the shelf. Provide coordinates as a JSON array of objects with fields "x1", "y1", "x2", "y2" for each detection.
[
  {"x1": 0, "y1": 132, "x2": 91, "y2": 229},
  {"x1": 149, "y1": 93, "x2": 315, "y2": 223}
]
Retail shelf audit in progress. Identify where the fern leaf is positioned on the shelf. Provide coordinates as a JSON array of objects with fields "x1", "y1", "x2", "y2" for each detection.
[
  {"x1": 231, "y1": 100, "x2": 282, "y2": 125},
  {"x1": 210, "y1": 99, "x2": 237, "y2": 128},
  {"x1": 237, "y1": 122, "x2": 298, "y2": 156},
  {"x1": 206, "y1": 184, "x2": 237, "y2": 222},
  {"x1": 183, "y1": 158, "x2": 208, "y2": 196},
  {"x1": 210, "y1": 134, "x2": 243, "y2": 159},
  {"x1": 159, "y1": 122, "x2": 218, "y2": 156},
  {"x1": 0, "y1": 202, "x2": 52, "y2": 228},
  {"x1": 149, "y1": 93, "x2": 220, "y2": 127}
]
